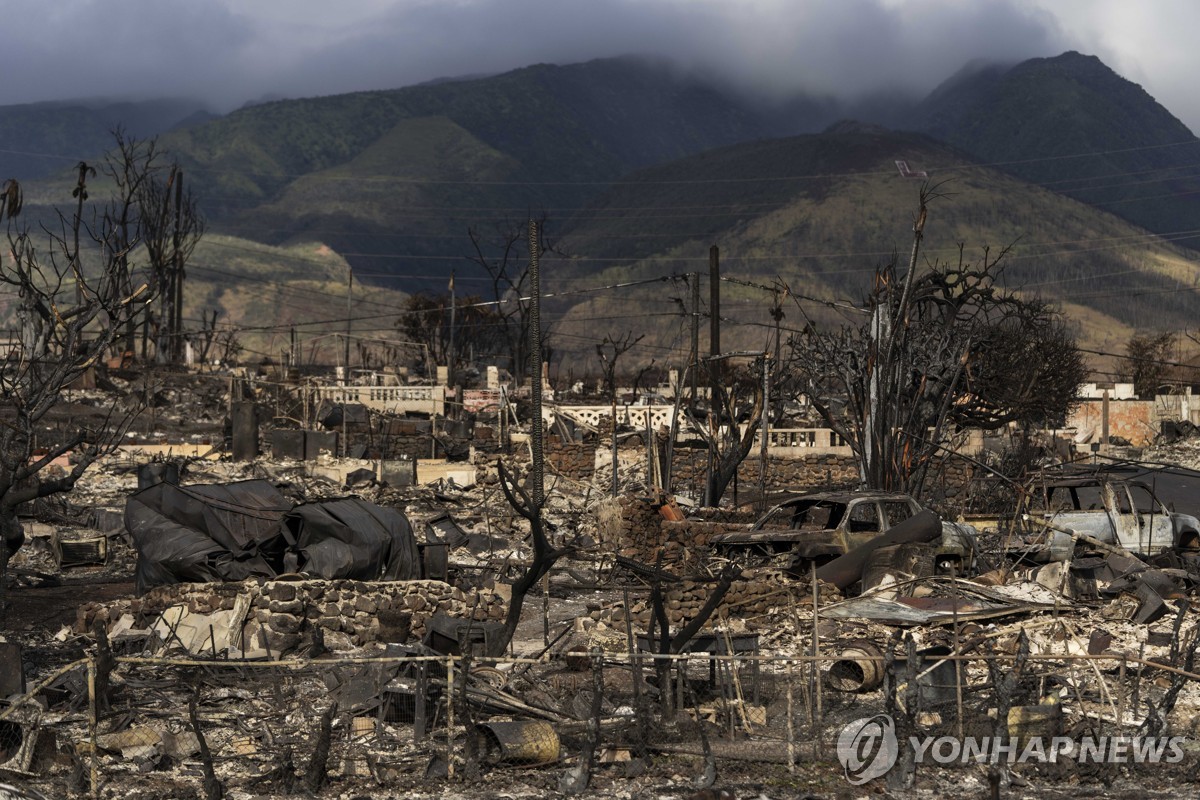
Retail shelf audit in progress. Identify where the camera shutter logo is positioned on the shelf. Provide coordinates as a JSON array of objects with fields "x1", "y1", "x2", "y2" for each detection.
[{"x1": 837, "y1": 714, "x2": 898, "y2": 784}]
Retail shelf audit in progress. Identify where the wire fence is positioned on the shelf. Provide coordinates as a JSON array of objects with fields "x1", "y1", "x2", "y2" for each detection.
[{"x1": 0, "y1": 633, "x2": 1195, "y2": 798}]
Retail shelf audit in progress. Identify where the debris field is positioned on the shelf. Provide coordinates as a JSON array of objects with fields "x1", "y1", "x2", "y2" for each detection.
[{"x1": 2, "y1": 368, "x2": 1200, "y2": 800}]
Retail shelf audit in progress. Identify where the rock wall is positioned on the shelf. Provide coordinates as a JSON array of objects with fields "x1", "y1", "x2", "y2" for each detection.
[
  {"x1": 546, "y1": 441, "x2": 595, "y2": 480},
  {"x1": 77, "y1": 578, "x2": 507, "y2": 656},
  {"x1": 668, "y1": 451, "x2": 860, "y2": 499},
  {"x1": 611, "y1": 496, "x2": 756, "y2": 568}
]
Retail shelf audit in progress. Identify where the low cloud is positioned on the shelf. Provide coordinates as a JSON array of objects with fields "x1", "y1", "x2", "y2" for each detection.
[{"x1": 0, "y1": 0, "x2": 1192, "y2": 131}]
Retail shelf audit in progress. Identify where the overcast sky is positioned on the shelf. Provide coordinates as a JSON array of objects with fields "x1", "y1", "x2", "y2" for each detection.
[{"x1": 1, "y1": 0, "x2": 1197, "y2": 131}]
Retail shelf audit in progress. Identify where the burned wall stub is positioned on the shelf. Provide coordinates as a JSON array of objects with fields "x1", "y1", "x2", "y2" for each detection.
[
  {"x1": 608, "y1": 496, "x2": 756, "y2": 569},
  {"x1": 76, "y1": 579, "x2": 507, "y2": 657}
]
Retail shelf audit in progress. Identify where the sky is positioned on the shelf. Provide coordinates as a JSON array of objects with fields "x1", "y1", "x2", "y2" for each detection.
[{"x1": 1, "y1": 0, "x2": 1197, "y2": 131}]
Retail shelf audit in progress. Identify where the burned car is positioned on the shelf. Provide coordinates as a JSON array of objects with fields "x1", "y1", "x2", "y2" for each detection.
[
  {"x1": 710, "y1": 490, "x2": 975, "y2": 572},
  {"x1": 1021, "y1": 477, "x2": 1200, "y2": 562}
]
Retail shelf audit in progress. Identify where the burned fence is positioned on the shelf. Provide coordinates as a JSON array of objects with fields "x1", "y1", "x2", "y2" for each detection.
[{"x1": 3, "y1": 633, "x2": 1199, "y2": 798}]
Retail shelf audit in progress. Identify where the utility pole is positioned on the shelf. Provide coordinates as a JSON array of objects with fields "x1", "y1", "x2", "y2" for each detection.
[
  {"x1": 706, "y1": 246, "x2": 720, "y2": 507},
  {"x1": 172, "y1": 172, "x2": 184, "y2": 363},
  {"x1": 759, "y1": 354, "x2": 770, "y2": 513},
  {"x1": 709, "y1": 246, "x2": 720, "y2": 392},
  {"x1": 448, "y1": 270, "x2": 456, "y2": 389},
  {"x1": 528, "y1": 220, "x2": 545, "y2": 507},
  {"x1": 344, "y1": 266, "x2": 353, "y2": 379},
  {"x1": 690, "y1": 272, "x2": 699, "y2": 406},
  {"x1": 772, "y1": 291, "x2": 785, "y2": 424}
]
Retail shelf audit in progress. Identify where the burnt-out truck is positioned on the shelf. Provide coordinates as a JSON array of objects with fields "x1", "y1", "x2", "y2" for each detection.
[{"x1": 1021, "y1": 476, "x2": 1200, "y2": 562}]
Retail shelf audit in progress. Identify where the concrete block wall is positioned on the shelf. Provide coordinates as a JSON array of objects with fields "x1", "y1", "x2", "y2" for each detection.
[{"x1": 1068, "y1": 399, "x2": 1158, "y2": 446}]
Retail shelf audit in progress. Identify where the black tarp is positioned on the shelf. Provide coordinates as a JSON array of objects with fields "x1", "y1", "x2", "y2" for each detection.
[
  {"x1": 127, "y1": 479, "x2": 421, "y2": 593},
  {"x1": 282, "y1": 498, "x2": 421, "y2": 581},
  {"x1": 128, "y1": 480, "x2": 292, "y2": 593}
]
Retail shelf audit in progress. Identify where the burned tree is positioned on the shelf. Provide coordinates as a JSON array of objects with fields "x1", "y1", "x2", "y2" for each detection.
[
  {"x1": 100, "y1": 131, "x2": 164, "y2": 357},
  {"x1": 686, "y1": 355, "x2": 765, "y2": 506},
  {"x1": 466, "y1": 214, "x2": 556, "y2": 382},
  {"x1": 1124, "y1": 331, "x2": 1176, "y2": 398},
  {"x1": 596, "y1": 331, "x2": 644, "y2": 497},
  {"x1": 136, "y1": 153, "x2": 204, "y2": 364},
  {"x1": 485, "y1": 219, "x2": 570, "y2": 656},
  {"x1": 0, "y1": 140, "x2": 183, "y2": 616},
  {"x1": 396, "y1": 291, "x2": 506, "y2": 377},
  {"x1": 785, "y1": 189, "x2": 1085, "y2": 495},
  {"x1": 489, "y1": 461, "x2": 570, "y2": 656}
]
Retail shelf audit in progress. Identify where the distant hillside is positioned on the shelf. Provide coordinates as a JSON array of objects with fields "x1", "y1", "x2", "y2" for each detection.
[
  {"x1": 0, "y1": 97, "x2": 212, "y2": 181},
  {"x1": 181, "y1": 235, "x2": 409, "y2": 363},
  {"x1": 908, "y1": 51, "x2": 1200, "y2": 242},
  {"x1": 547, "y1": 125, "x2": 1200, "y2": 366},
  {"x1": 151, "y1": 57, "x2": 838, "y2": 290},
  {"x1": 13, "y1": 51, "x2": 1200, "y2": 290},
  {"x1": 8, "y1": 52, "x2": 1200, "y2": 378}
]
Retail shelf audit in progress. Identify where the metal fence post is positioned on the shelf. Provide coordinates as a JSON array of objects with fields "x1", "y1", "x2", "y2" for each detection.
[
  {"x1": 446, "y1": 656, "x2": 455, "y2": 780},
  {"x1": 87, "y1": 657, "x2": 98, "y2": 799},
  {"x1": 786, "y1": 661, "x2": 796, "y2": 772}
]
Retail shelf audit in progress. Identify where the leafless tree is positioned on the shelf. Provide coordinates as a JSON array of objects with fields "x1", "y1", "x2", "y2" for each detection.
[
  {"x1": 0, "y1": 138, "x2": 185, "y2": 617},
  {"x1": 99, "y1": 130, "x2": 163, "y2": 356},
  {"x1": 596, "y1": 332, "x2": 644, "y2": 497},
  {"x1": 488, "y1": 461, "x2": 570, "y2": 657},
  {"x1": 136, "y1": 153, "x2": 205, "y2": 364},
  {"x1": 784, "y1": 187, "x2": 1085, "y2": 495},
  {"x1": 685, "y1": 357, "x2": 765, "y2": 506},
  {"x1": 396, "y1": 292, "x2": 506, "y2": 376},
  {"x1": 1124, "y1": 331, "x2": 1177, "y2": 398},
  {"x1": 466, "y1": 214, "x2": 556, "y2": 382}
]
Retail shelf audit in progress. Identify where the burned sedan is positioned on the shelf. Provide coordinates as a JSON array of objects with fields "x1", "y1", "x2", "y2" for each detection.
[{"x1": 710, "y1": 490, "x2": 975, "y2": 573}]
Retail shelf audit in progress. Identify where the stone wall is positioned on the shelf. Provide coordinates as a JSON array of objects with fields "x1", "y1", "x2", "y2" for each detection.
[
  {"x1": 922, "y1": 455, "x2": 979, "y2": 514},
  {"x1": 610, "y1": 496, "x2": 757, "y2": 568},
  {"x1": 480, "y1": 438, "x2": 977, "y2": 515},
  {"x1": 546, "y1": 441, "x2": 595, "y2": 480},
  {"x1": 668, "y1": 450, "x2": 859, "y2": 499},
  {"x1": 76, "y1": 578, "x2": 507, "y2": 657}
]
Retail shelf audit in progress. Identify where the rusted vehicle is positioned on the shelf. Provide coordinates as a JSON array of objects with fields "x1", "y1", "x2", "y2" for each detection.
[
  {"x1": 710, "y1": 490, "x2": 975, "y2": 571},
  {"x1": 1023, "y1": 477, "x2": 1200, "y2": 562}
]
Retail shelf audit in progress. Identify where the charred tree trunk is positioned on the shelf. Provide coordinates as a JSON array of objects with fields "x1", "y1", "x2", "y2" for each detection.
[
  {"x1": 189, "y1": 692, "x2": 225, "y2": 800},
  {"x1": 304, "y1": 702, "x2": 337, "y2": 793},
  {"x1": 488, "y1": 462, "x2": 567, "y2": 657}
]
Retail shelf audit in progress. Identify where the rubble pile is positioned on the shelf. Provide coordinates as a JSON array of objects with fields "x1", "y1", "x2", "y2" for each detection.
[
  {"x1": 592, "y1": 570, "x2": 842, "y2": 630},
  {"x1": 11, "y1": 367, "x2": 1200, "y2": 798},
  {"x1": 74, "y1": 578, "x2": 508, "y2": 655}
]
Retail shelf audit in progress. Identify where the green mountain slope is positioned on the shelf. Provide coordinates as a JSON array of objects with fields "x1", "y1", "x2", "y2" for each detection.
[
  {"x1": 181, "y1": 234, "x2": 409, "y2": 363},
  {"x1": 546, "y1": 125, "x2": 1200, "y2": 366},
  {"x1": 0, "y1": 98, "x2": 211, "y2": 182},
  {"x1": 908, "y1": 51, "x2": 1200, "y2": 241},
  {"x1": 9, "y1": 52, "x2": 1200, "y2": 375},
  {"x1": 151, "y1": 57, "x2": 815, "y2": 288}
]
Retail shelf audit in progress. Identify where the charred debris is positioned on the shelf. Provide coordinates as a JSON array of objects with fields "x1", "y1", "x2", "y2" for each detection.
[{"x1": 3, "y1": 360, "x2": 1200, "y2": 798}]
